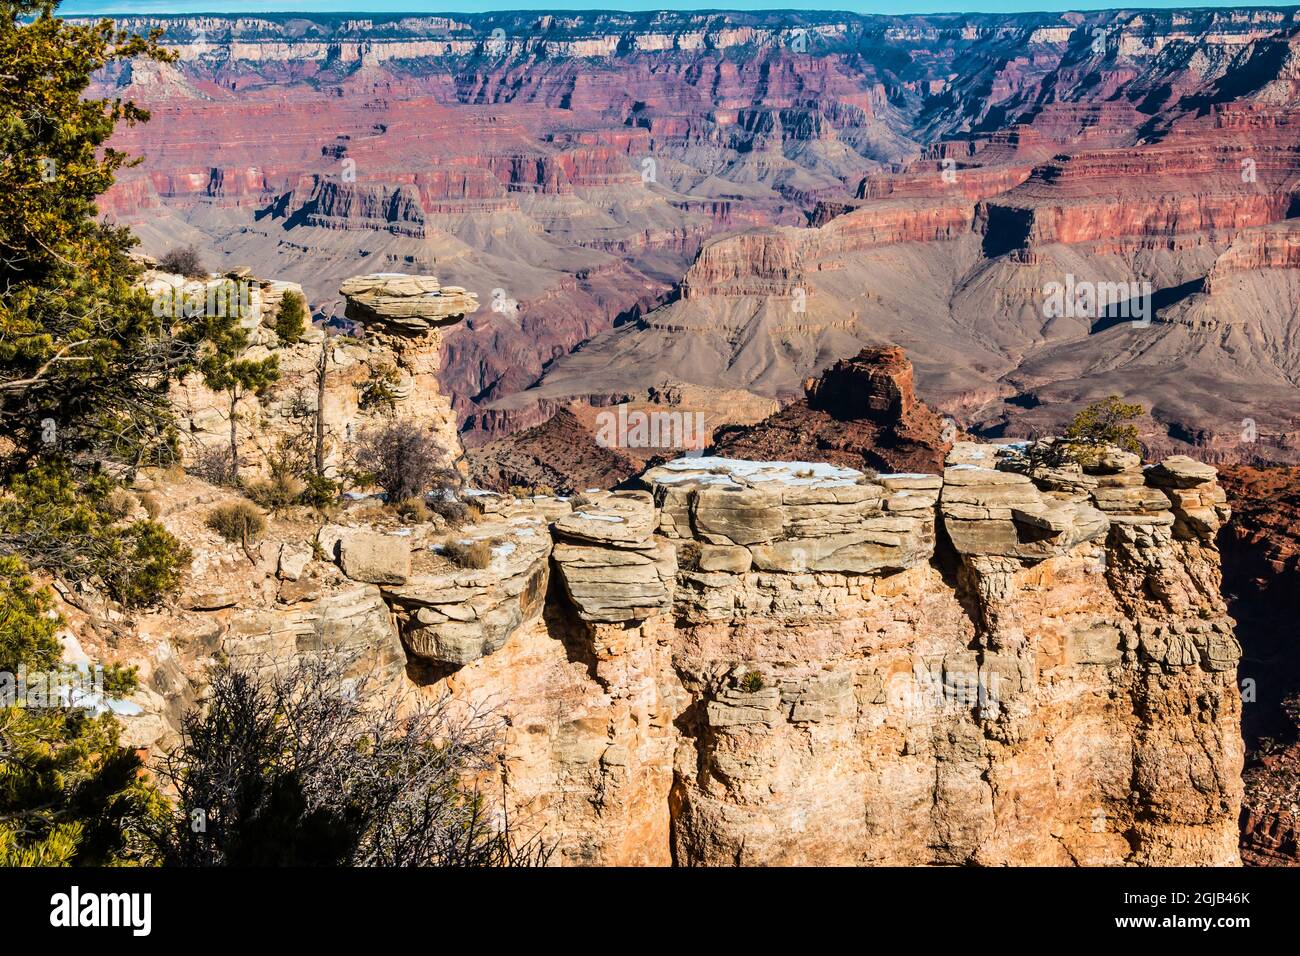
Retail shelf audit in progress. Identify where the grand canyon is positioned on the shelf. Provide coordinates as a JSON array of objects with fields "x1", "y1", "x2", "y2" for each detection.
[
  {"x1": 5, "y1": 5, "x2": 1300, "y2": 884},
  {"x1": 93, "y1": 7, "x2": 1300, "y2": 464}
]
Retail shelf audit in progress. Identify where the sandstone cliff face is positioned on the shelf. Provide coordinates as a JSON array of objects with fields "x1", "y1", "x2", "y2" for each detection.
[
  {"x1": 166, "y1": 272, "x2": 476, "y2": 476},
  {"x1": 634, "y1": 448, "x2": 1239, "y2": 865},
  {"x1": 96, "y1": 439, "x2": 1242, "y2": 866}
]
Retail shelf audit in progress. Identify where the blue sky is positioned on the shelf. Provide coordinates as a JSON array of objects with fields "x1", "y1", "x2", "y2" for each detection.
[{"x1": 58, "y1": 2, "x2": 1300, "y2": 16}]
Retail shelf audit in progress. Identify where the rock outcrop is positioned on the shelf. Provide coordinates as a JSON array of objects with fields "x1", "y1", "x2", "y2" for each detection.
[
  {"x1": 339, "y1": 273, "x2": 477, "y2": 335},
  {"x1": 551, "y1": 491, "x2": 677, "y2": 623},
  {"x1": 87, "y1": 438, "x2": 1243, "y2": 866},
  {"x1": 712, "y1": 346, "x2": 953, "y2": 475},
  {"x1": 339, "y1": 274, "x2": 478, "y2": 466},
  {"x1": 384, "y1": 514, "x2": 551, "y2": 668},
  {"x1": 166, "y1": 270, "x2": 474, "y2": 477}
]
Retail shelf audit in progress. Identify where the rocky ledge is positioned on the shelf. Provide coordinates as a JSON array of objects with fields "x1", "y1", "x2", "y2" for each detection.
[
  {"x1": 100, "y1": 438, "x2": 1243, "y2": 866},
  {"x1": 339, "y1": 273, "x2": 478, "y2": 335}
]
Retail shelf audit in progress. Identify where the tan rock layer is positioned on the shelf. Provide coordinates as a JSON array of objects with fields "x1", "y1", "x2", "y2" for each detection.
[{"x1": 117, "y1": 444, "x2": 1242, "y2": 866}]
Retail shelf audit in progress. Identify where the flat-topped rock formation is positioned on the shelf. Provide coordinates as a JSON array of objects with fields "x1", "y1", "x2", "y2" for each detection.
[
  {"x1": 338, "y1": 273, "x2": 475, "y2": 468},
  {"x1": 637, "y1": 456, "x2": 937, "y2": 578},
  {"x1": 339, "y1": 273, "x2": 478, "y2": 334},
  {"x1": 166, "y1": 270, "x2": 473, "y2": 477}
]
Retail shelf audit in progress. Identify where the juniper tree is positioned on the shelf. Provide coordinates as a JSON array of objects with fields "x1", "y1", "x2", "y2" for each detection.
[
  {"x1": 0, "y1": 1, "x2": 184, "y2": 468},
  {"x1": 273, "y1": 290, "x2": 306, "y2": 345},
  {"x1": 193, "y1": 308, "x2": 280, "y2": 483},
  {"x1": 1063, "y1": 395, "x2": 1144, "y2": 461},
  {"x1": 0, "y1": 3, "x2": 192, "y2": 866},
  {"x1": 0, "y1": 556, "x2": 164, "y2": 865}
]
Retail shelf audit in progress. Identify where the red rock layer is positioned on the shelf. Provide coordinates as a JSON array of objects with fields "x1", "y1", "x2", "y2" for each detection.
[
  {"x1": 1205, "y1": 220, "x2": 1300, "y2": 292},
  {"x1": 1220, "y1": 465, "x2": 1300, "y2": 866},
  {"x1": 465, "y1": 406, "x2": 642, "y2": 495},
  {"x1": 712, "y1": 346, "x2": 953, "y2": 474}
]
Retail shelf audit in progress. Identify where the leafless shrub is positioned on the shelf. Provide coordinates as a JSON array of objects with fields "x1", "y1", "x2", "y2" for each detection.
[
  {"x1": 157, "y1": 245, "x2": 207, "y2": 278},
  {"x1": 508, "y1": 484, "x2": 555, "y2": 498},
  {"x1": 351, "y1": 420, "x2": 453, "y2": 503},
  {"x1": 674, "y1": 540, "x2": 701, "y2": 571},
  {"x1": 244, "y1": 474, "x2": 306, "y2": 513},
  {"x1": 428, "y1": 497, "x2": 471, "y2": 527},
  {"x1": 395, "y1": 497, "x2": 430, "y2": 522},
  {"x1": 190, "y1": 444, "x2": 236, "y2": 487},
  {"x1": 102, "y1": 487, "x2": 137, "y2": 519},
  {"x1": 206, "y1": 501, "x2": 265, "y2": 544},
  {"x1": 151, "y1": 657, "x2": 551, "y2": 867},
  {"x1": 442, "y1": 538, "x2": 495, "y2": 570}
]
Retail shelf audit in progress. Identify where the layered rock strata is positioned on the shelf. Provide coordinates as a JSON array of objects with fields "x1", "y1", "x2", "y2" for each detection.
[
  {"x1": 102, "y1": 442, "x2": 1243, "y2": 866},
  {"x1": 167, "y1": 271, "x2": 475, "y2": 476}
]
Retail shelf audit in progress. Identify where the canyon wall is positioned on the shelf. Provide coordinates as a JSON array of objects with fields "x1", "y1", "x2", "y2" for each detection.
[
  {"x1": 103, "y1": 436, "x2": 1242, "y2": 865},
  {"x1": 90, "y1": 265, "x2": 1246, "y2": 865},
  {"x1": 89, "y1": 9, "x2": 1300, "y2": 463}
]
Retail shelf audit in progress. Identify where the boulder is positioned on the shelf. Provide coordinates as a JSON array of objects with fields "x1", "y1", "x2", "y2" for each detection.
[
  {"x1": 340, "y1": 273, "x2": 478, "y2": 334},
  {"x1": 385, "y1": 514, "x2": 552, "y2": 666},
  {"x1": 1146, "y1": 455, "x2": 1218, "y2": 489},
  {"x1": 691, "y1": 484, "x2": 786, "y2": 546},
  {"x1": 277, "y1": 543, "x2": 311, "y2": 581},
  {"x1": 1089, "y1": 485, "x2": 1173, "y2": 514},
  {"x1": 940, "y1": 447, "x2": 1110, "y2": 562},
  {"x1": 553, "y1": 490, "x2": 656, "y2": 545},
  {"x1": 552, "y1": 538, "x2": 677, "y2": 623},
  {"x1": 696, "y1": 544, "x2": 753, "y2": 573},
  {"x1": 337, "y1": 530, "x2": 411, "y2": 585}
]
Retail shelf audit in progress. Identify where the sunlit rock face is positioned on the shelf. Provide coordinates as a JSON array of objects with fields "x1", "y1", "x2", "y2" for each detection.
[
  {"x1": 94, "y1": 10, "x2": 1300, "y2": 463},
  {"x1": 100, "y1": 436, "x2": 1240, "y2": 866},
  {"x1": 164, "y1": 270, "x2": 475, "y2": 478},
  {"x1": 620, "y1": 448, "x2": 1239, "y2": 865}
]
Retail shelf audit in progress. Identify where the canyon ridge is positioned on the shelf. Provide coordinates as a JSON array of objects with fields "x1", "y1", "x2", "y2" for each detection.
[
  {"x1": 42, "y1": 6, "x2": 1300, "y2": 868},
  {"x1": 91, "y1": 7, "x2": 1300, "y2": 465}
]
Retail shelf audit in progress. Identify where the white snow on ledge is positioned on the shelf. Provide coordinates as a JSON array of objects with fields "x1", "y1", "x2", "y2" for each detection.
[{"x1": 655, "y1": 456, "x2": 865, "y2": 487}]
